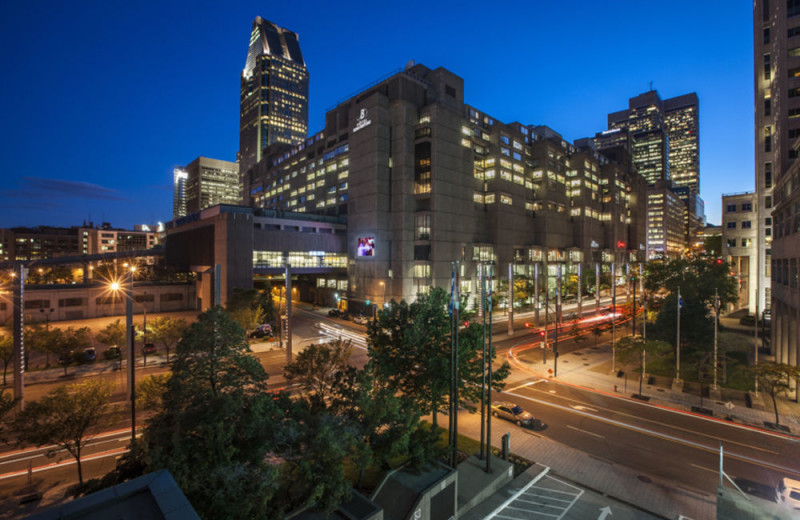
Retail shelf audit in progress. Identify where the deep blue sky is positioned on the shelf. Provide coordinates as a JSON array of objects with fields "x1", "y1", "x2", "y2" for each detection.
[{"x1": 0, "y1": 1, "x2": 753, "y2": 228}]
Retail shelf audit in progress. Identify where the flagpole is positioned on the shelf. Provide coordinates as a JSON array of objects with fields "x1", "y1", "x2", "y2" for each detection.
[{"x1": 675, "y1": 286, "x2": 682, "y2": 385}]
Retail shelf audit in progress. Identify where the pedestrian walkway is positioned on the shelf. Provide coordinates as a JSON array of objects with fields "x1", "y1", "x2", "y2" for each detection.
[{"x1": 456, "y1": 418, "x2": 715, "y2": 519}]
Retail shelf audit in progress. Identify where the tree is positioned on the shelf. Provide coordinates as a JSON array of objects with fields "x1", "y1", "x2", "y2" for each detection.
[
  {"x1": 12, "y1": 379, "x2": 112, "y2": 485},
  {"x1": 137, "y1": 373, "x2": 171, "y2": 412},
  {"x1": 367, "y1": 289, "x2": 452, "y2": 432},
  {"x1": 143, "y1": 306, "x2": 284, "y2": 518},
  {"x1": 570, "y1": 323, "x2": 587, "y2": 344},
  {"x1": 95, "y1": 319, "x2": 125, "y2": 348},
  {"x1": 330, "y1": 364, "x2": 418, "y2": 488},
  {"x1": 25, "y1": 322, "x2": 60, "y2": 367},
  {"x1": 54, "y1": 327, "x2": 92, "y2": 376},
  {"x1": 147, "y1": 316, "x2": 187, "y2": 363},
  {"x1": 0, "y1": 330, "x2": 12, "y2": 386},
  {"x1": 592, "y1": 324, "x2": 603, "y2": 345},
  {"x1": 616, "y1": 336, "x2": 671, "y2": 396},
  {"x1": 753, "y1": 364, "x2": 800, "y2": 426},
  {"x1": 284, "y1": 339, "x2": 352, "y2": 410},
  {"x1": 367, "y1": 288, "x2": 510, "y2": 432}
]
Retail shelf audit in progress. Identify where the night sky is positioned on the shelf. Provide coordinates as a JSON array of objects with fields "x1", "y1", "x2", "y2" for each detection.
[{"x1": 0, "y1": 1, "x2": 753, "y2": 229}]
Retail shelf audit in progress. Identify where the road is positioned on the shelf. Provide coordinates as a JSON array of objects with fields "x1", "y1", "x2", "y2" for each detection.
[{"x1": 3, "y1": 301, "x2": 798, "y2": 516}]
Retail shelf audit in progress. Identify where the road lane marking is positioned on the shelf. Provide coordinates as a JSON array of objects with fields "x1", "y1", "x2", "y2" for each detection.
[
  {"x1": 506, "y1": 380, "x2": 545, "y2": 392},
  {"x1": 567, "y1": 425, "x2": 605, "y2": 439},
  {"x1": 690, "y1": 463, "x2": 717, "y2": 474},
  {"x1": 504, "y1": 389, "x2": 800, "y2": 477},
  {"x1": 571, "y1": 405, "x2": 598, "y2": 412},
  {"x1": 485, "y1": 465, "x2": 550, "y2": 519},
  {"x1": 0, "y1": 447, "x2": 128, "y2": 481},
  {"x1": 511, "y1": 384, "x2": 781, "y2": 455}
]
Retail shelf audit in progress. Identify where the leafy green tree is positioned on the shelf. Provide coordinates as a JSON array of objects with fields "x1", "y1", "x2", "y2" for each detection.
[
  {"x1": 0, "y1": 331, "x2": 12, "y2": 386},
  {"x1": 616, "y1": 336, "x2": 671, "y2": 396},
  {"x1": 25, "y1": 322, "x2": 60, "y2": 367},
  {"x1": 137, "y1": 373, "x2": 170, "y2": 412},
  {"x1": 284, "y1": 339, "x2": 352, "y2": 409},
  {"x1": 367, "y1": 289, "x2": 451, "y2": 432},
  {"x1": 54, "y1": 327, "x2": 92, "y2": 375},
  {"x1": 229, "y1": 306, "x2": 264, "y2": 334},
  {"x1": 147, "y1": 316, "x2": 187, "y2": 363},
  {"x1": 330, "y1": 364, "x2": 417, "y2": 488},
  {"x1": 12, "y1": 379, "x2": 112, "y2": 485},
  {"x1": 143, "y1": 306, "x2": 284, "y2": 519},
  {"x1": 753, "y1": 363, "x2": 800, "y2": 426},
  {"x1": 95, "y1": 319, "x2": 125, "y2": 348},
  {"x1": 367, "y1": 287, "x2": 510, "y2": 432},
  {"x1": 278, "y1": 404, "x2": 353, "y2": 514}
]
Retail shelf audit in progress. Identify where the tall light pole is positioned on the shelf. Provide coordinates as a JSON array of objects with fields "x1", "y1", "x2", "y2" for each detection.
[
  {"x1": 111, "y1": 271, "x2": 136, "y2": 444},
  {"x1": 611, "y1": 262, "x2": 617, "y2": 374},
  {"x1": 675, "y1": 286, "x2": 682, "y2": 386}
]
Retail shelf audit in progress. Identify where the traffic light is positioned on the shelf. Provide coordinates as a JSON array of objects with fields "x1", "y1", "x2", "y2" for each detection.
[
  {"x1": 366, "y1": 299, "x2": 370, "y2": 306},
  {"x1": 716, "y1": 258, "x2": 723, "y2": 265}
]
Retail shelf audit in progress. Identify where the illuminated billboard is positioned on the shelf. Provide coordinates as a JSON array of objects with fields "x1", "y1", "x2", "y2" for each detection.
[{"x1": 357, "y1": 237, "x2": 375, "y2": 257}]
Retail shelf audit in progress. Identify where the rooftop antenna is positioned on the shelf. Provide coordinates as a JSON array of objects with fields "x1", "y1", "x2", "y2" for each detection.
[{"x1": 649, "y1": 80, "x2": 654, "y2": 91}]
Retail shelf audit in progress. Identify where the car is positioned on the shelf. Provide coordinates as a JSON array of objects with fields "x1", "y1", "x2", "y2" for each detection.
[
  {"x1": 84, "y1": 347, "x2": 96, "y2": 362},
  {"x1": 352, "y1": 315, "x2": 369, "y2": 325},
  {"x1": 491, "y1": 401, "x2": 535, "y2": 427},
  {"x1": 58, "y1": 350, "x2": 73, "y2": 365},
  {"x1": 256, "y1": 323, "x2": 273, "y2": 333},
  {"x1": 777, "y1": 478, "x2": 800, "y2": 510},
  {"x1": 328, "y1": 309, "x2": 342, "y2": 318},
  {"x1": 250, "y1": 328, "x2": 274, "y2": 340},
  {"x1": 106, "y1": 345, "x2": 121, "y2": 359},
  {"x1": 143, "y1": 343, "x2": 157, "y2": 355}
]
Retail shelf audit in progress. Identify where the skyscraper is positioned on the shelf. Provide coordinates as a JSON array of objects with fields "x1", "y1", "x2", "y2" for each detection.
[
  {"x1": 180, "y1": 157, "x2": 240, "y2": 215},
  {"x1": 756, "y1": 1, "x2": 800, "y2": 367},
  {"x1": 173, "y1": 167, "x2": 188, "y2": 220},
  {"x1": 606, "y1": 90, "x2": 699, "y2": 190},
  {"x1": 239, "y1": 17, "x2": 309, "y2": 176}
]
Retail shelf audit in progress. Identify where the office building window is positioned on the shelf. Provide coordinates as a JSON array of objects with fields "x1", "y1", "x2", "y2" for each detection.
[
  {"x1": 742, "y1": 221, "x2": 752, "y2": 229},
  {"x1": 764, "y1": 54, "x2": 771, "y2": 79},
  {"x1": 765, "y1": 163, "x2": 772, "y2": 188},
  {"x1": 742, "y1": 202, "x2": 753, "y2": 211},
  {"x1": 790, "y1": 0, "x2": 800, "y2": 17},
  {"x1": 742, "y1": 238, "x2": 752, "y2": 247},
  {"x1": 726, "y1": 204, "x2": 737, "y2": 213},
  {"x1": 727, "y1": 222, "x2": 736, "y2": 229},
  {"x1": 766, "y1": 195, "x2": 772, "y2": 208},
  {"x1": 415, "y1": 214, "x2": 430, "y2": 240},
  {"x1": 790, "y1": 26, "x2": 800, "y2": 38},
  {"x1": 727, "y1": 239, "x2": 736, "y2": 247},
  {"x1": 764, "y1": 27, "x2": 770, "y2": 44},
  {"x1": 765, "y1": 98, "x2": 771, "y2": 116}
]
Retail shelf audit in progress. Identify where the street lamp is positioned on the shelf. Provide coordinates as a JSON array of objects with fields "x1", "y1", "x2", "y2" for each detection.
[
  {"x1": 712, "y1": 288, "x2": 721, "y2": 392},
  {"x1": 110, "y1": 271, "x2": 137, "y2": 443}
]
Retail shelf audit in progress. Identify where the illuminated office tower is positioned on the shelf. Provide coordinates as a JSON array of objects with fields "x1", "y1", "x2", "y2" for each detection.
[
  {"x1": 182, "y1": 157, "x2": 240, "y2": 215},
  {"x1": 607, "y1": 90, "x2": 699, "y2": 191},
  {"x1": 239, "y1": 17, "x2": 309, "y2": 176},
  {"x1": 173, "y1": 167, "x2": 188, "y2": 219},
  {"x1": 664, "y1": 94, "x2": 700, "y2": 193}
]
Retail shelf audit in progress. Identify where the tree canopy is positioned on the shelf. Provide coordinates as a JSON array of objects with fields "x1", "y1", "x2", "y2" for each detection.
[{"x1": 13, "y1": 379, "x2": 112, "y2": 485}]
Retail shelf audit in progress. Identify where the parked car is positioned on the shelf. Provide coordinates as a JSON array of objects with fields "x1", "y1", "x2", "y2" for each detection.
[
  {"x1": 256, "y1": 323, "x2": 273, "y2": 334},
  {"x1": 106, "y1": 345, "x2": 121, "y2": 359},
  {"x1": 58, "y1": 350, "x2": 73, "y2": 365},
  {"x1": 328, "y1": 309, "x2": 342, "y2": 318},
  {"x1": 84, "y1": 347, "x2": 96, "y2": 362},
  {"x1": 250, "y1": 328, "x2": 274, "y2": 340},
  {"x1": 491, "y1": 401, "x2": 534, "y2": 427},
  {"x1": 143, "y1": 343, "x2": 157, "y2": 355},
  {"x1": 352, "y1": 315, "x2": 369, "y2": 325}
]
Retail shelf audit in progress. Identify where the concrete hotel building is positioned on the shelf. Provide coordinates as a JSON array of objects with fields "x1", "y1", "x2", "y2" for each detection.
[
  {"x1": 238, "y1": 63, "x2": 646, "y2": 309},
  {"x1": 721, "y1": 192, "x2": 758, "y2": 313},
  {"x1": 756, "y1": 0, "x2": 800, "y2": 374},
  {"x1": 238, "y1": 17, "x2": 309, "y2": 176}
]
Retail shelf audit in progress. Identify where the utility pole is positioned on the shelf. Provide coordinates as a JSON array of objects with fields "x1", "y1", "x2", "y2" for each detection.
[
  {"x1": 577, "y1": 262, "x2": 583, "y2": 318},
  {"x1": 712, "y1": 288, "x2": 721, "y2": 397},
  {"x1": 595, "y1": 263, "x2": 600, "y2": 313},
  {"x1": 12, "y1": 265, "x2": 26, "y2": 410},
  {"x1": 479, "y1": 264, "x2": 486, "y2": 460}
]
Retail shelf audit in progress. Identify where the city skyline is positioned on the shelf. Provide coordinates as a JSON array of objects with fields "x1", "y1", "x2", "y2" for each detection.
[{"x1": 1, "y1": 1, "x2": 752, "y2": 229}]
